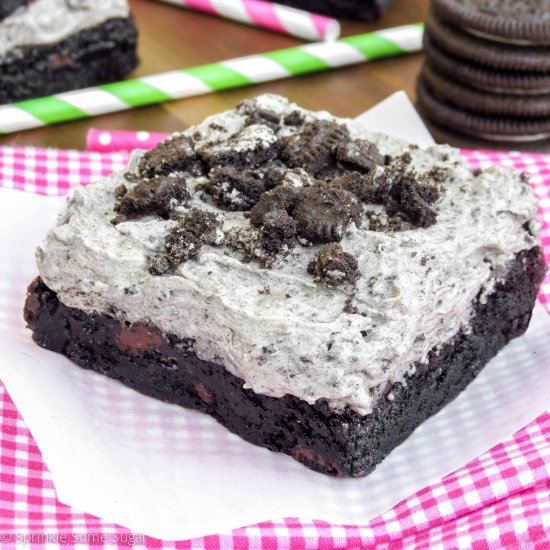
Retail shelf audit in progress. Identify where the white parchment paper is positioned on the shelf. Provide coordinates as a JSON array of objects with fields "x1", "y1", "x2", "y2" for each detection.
[{"x1": 0, "y1": 93, "x2": 549, "y2": 541}]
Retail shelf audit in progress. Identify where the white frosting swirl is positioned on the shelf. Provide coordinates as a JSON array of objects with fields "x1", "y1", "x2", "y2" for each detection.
[
  {"x1": 0, "y1": 0, "x2": 129, "y2": 59},
  {"x1": 36, "y1": 95, "x2": 541, "y2": 415}
]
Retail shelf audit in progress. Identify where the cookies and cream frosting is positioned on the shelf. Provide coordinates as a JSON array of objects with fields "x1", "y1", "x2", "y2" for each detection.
[
  {"x1": 36, "y1": 95, "x2": 540, "y2": 415},
  {"x1": 0, "y1": 0, "x2": 129, "y2": 58}
]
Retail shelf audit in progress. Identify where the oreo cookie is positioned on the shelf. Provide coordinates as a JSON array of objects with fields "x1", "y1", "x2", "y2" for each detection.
[
  {"x1": 419, "y1": 1, "x2": 550, "y2": 146},
  {"x1": 426, "y1": 13, "x2": 550, "y2": 72},
  {"x1": 421, "y1": 64, "x2": 550, "y2": 118},
  {"x1": 417, "y1": 77, "x2": 550, "y2": 141},
  {"x1": 425, "y1": 36, "x2": 550, "y2": 95},
  {"x1": 432, "y1": 0, "x2": 550, "y2": 45}
]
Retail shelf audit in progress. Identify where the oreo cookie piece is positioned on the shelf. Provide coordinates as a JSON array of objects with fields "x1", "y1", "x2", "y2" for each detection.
[
  {"x1": 417, "y1": 77, "x2": 550, "y2": 141},
  {"x1": 292, "y1": 183, "x2": 361, "y2": 244},
  {"x1": 138, "y1": 135, "x2": 201, "y2": 179},
  {"x1": 307, "y1": 243, "x2": 359, "y2": 287},
  {"x1": 280, "y1": 119, "x2": 350, "y2": 178},
  {"x1": 425, "y1": 13, "x2": 550, "y2": 72},
  {"x1": 432, "y1": 0, "x2": 550, "y2": 45},
  {"x1": 425, "y1": 35, "x2": 550, "y2": 95},
  {"x1": 421, "y1": 63, "x2": 550, "y2": 118}
]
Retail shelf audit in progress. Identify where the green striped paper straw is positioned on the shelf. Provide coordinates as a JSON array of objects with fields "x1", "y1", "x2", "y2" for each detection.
[{"x1": 0, "y1": 24, "x2": 423, "y2": 134}]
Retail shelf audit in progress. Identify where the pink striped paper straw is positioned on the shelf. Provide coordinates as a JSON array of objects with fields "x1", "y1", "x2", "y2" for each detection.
[
  {"x1": 87, "y1": 128, "x2": 169, "y2": 152},
  {"x1": 156, "y1": 0, "x2": 341, "y2": 41}
]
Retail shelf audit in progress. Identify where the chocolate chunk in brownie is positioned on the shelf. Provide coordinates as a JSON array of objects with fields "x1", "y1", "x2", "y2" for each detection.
[
  {"x1": 292, "y1": 183, "x2": 361, "y2": 243},
  {"x1": 335, "y1": 139, "x2": 384, "y2": 174},
  {"x1": 250, "y1": 185, "x2": 299, "y2": 226},
  {"x1": 138, "y1": 135, "x2": 202, "y2": 179},
  {"x1": 260, "y1": 209, "x2": 297, "y2": 255},
  {"x1": 113, "y1": 175, "x2": 190, "y2": 223},
  {"x1": 205, "y1": 166, "x2": 276, "y2": 211},
  {"x1": 308, "y1": 243, "x2": 360, "y2": 286},
  {"x1": 280, "y1": 120, "x2": 350, "y2": 177}
]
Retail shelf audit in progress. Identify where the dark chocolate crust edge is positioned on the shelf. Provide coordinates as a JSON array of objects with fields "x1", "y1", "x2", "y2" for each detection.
[
  {"x1": 0, "y1": 17, "x2": 138, "y2": 104},
  {"x1": 24, "y1": 247, "x2": 547, "y2": 477}
]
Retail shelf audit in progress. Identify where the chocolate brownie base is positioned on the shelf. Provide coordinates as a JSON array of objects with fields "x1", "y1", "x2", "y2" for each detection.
[
  {"x1": 24, "y1": 247, "x2": 547, "y2": 477},
  {"x1": 275, "y1": 0, "x2": 395, "y2": 21},
  {"x1": 0, "y1": 17, "x2": 138, "y2": 104}
]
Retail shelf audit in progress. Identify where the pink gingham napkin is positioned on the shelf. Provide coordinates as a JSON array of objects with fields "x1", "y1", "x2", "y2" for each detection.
[{"x1": 0, "y1": 145, "x2": 549, "y2": 549}]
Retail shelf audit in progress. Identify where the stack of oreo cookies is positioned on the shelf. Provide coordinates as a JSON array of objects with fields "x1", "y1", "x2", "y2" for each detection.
[{"x1": 417, "y1": 0, "x2": 550, "y2": 144}]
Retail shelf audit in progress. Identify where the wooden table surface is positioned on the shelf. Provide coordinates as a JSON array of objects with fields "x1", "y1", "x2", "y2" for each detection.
[{"x1": 0, "y1": 0, "x2": 430, "y2": 150}]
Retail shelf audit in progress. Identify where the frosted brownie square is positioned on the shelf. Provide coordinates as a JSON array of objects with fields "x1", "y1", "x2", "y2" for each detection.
[
  {"x1": 0, "y1": 0, "x2": 138, "y2": 103},
  {"x1": 25, "y1": 95, "x2": 546, "y2": 476}
]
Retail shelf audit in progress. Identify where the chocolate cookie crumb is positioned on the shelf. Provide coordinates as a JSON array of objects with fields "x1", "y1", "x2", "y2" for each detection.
[
  {"x1": 293, "y1": 183, "x2": 361, "y2": 243},
  {"x1": 245, "y1": 109, "x2": 281, "y2": 131},
  {"x1": 428, "y1": 166, "x2": 450, "y2": 182},
  {"x1": 206, "y1": 166, "x2": 272, "y2": 211},
  {"x1": 387, "y1": 174, "x2": 439, "y2": 229},
  {"x1": 250, "y1": 185, "x2": 299, "y2": 226},
  {"x1": 283, "y1": 110, "x2": 305, "y2": 127},
  {"x1": 113, "y1": 176, "x2": 190, "y2": 223},
  {"x1": 148, "y1": 254, "x2": 171, "y2": 276},
  {"x1": 336, "y1": 139, "x2": 383, "y2": 174},
  {"x1": 261, "y1": 210, "x2": 297, "y2": 255},
  {"x1": 114, "y1": 184, "x2": 127, "y2": 199},
  {"x1": 138, "y1": 135, "x2": 202, "y2": 179},
  {"x1": 308, "y1": 243, "x2": 360, "y2": 286},
  {"x1": 165, "y1": 228, "x2": 201, "y2": 266},
  {"x1": 281, "y1": 120, "x2": 350, "y2": 177},
  {"x1": 198, "y1": 125, "x2": 279, "y2": 169},
  {"x1": 343, "y1": 298, "x2": 359, "y2": 314},
  {"x1": 225, "y1": 226, "x2": 263, "y2": 261},
  {"x1": 178, "y1": 208, "x2": 224, "y2": 246}
]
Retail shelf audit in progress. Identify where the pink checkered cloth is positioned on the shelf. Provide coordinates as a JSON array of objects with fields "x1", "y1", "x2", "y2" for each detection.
[{"x1": 0, "y1": 145, "x2": 549, "y2": 549}]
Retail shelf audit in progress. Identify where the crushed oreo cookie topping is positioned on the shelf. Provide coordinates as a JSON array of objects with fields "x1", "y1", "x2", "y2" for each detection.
[
  {"x1": 335, "y1": 139, "x2": 384, "y2": 173},
  {"x1": 138, "y1": 135, "x2": 200, "y2": 179},
  {"x1": 113, "y1": 175, "x2": 190, "y2": 223},
  {"x1": 281, "y1": 119, "x2": 351, "y2": 178},
  {"x1": 292, "y1": 183, "x2": 361, "y2": 244},
  {"x1": 164, "y1": 227, "x2": 200, "y2": 266},
  {"x1": 148, "y1": 207, "x2": 224, "y2": 274},
  {"x1": 261, "y1": 209, "x2": 297, "y2": 255},
  {"x1": 308, "y1": 243, "x2": 360, "y2": 286},
  {"x1": 113, "y1": 95, "x2": 446, "y2": 279}
]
